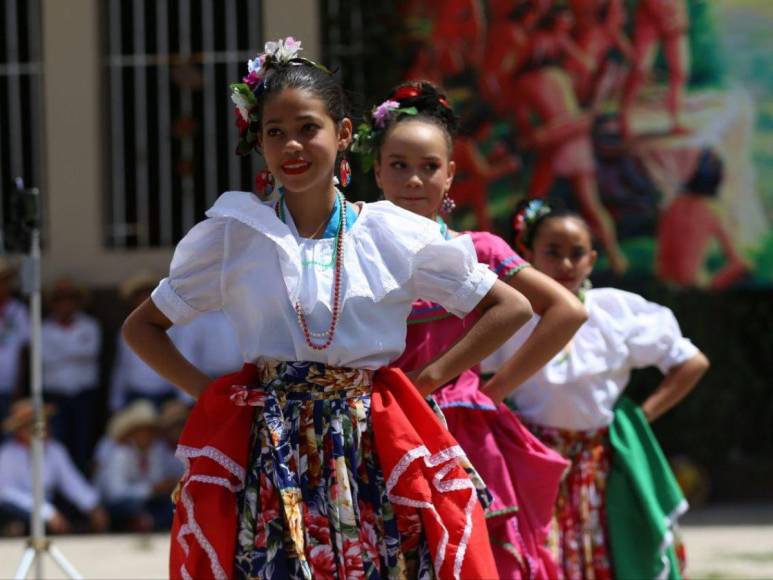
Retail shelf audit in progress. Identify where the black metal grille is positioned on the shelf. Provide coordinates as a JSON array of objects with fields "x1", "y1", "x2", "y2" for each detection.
[
  {"x1": 102, "y1": 0, "x2": 263, "y2": 248},
  {"x1": 0, "y1": 0, "x2": 44, "y2": 247}
]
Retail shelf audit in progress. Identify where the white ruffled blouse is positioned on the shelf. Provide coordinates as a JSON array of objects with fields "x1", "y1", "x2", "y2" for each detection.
[
  {"x1": 482, "y1": 288, "x2": 699, "y2": 430},
  {"x1": 152, "y1": 191, "x2": 497, "y2": 369}
]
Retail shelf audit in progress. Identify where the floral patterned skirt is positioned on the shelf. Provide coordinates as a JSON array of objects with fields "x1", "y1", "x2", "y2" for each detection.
[
  {"x1": 233, "y1": 361, "x2": 431, "y2": 580},
  {"x1": 527, "y1": 423, "x2": 613, "y2": 580}
]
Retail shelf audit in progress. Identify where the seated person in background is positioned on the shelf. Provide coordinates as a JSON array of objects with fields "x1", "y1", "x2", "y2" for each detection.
[
  {"x1": 0, "y1": 257, "x2": 29, "y2": 430},
  {"x1": 95, "y1": 400, "x2": 177, "y2": 532},
  {"x1": 110, "y1": 273, "x2": 178, "y2": 411},
  {"x1": 42, "y1": 278, "x2": 102, "y2": 473},
  {"x1": 656, "y1": 149, "x2": 749, "y2": 290},
  {"x1": 0, "y1": 399, "x2": 108, "y2": 536}
]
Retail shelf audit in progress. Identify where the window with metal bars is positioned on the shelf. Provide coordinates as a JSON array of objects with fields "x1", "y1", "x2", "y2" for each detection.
[
  {"x1": 102, "y1": 0, "x2": 263, "y2": 248},
  {"x1": 0, "y1": 0, "x2": 44, "y2": 248}
]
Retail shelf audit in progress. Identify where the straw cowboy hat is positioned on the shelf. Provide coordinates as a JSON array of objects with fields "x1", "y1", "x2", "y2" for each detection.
[
  {"x1": 2, "y1": 399, "x2": 55, "y2": 433},
  {"x1": 119, "y1": 272, "x2": 159, "y2": 302},
  {"x1": 108, "y1": 400, "x2": 159, "y2": 442}
]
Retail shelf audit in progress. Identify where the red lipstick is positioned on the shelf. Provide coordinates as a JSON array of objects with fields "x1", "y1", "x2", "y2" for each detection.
[{"x1": 281, "y1": 159, "x2": 311, "y2": 175}]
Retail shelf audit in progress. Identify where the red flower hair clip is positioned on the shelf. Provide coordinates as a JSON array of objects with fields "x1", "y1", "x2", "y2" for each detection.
[{"x1": 392, "y1": 85, "x2": 420, "y2": 101}]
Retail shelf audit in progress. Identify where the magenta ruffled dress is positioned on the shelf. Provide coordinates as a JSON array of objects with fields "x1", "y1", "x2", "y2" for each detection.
[{"x1": 394, "y1": 231, "x2": 569, "y2": 579}]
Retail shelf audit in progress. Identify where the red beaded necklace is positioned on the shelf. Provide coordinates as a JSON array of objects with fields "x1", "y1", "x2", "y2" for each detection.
[{"x1": 275, "y1": 192, "x2": 346, "y2": 350}]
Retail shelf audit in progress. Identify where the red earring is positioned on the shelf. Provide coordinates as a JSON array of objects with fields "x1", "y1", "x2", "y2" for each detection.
[
  {"x1": 339, "y1": 158, "x2": 352, "y2": 188},
  {"x1": 255, "y1": 169, "x2": 275, "y2": 196}
]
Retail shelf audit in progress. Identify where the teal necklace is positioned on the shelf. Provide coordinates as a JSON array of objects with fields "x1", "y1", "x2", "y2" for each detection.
[
  {"x1": 435, "y1": 215, "x2": 450, "y2": 240},
  {"x1": 277, "y1": 192, "x2": 344, "y2": 269}
]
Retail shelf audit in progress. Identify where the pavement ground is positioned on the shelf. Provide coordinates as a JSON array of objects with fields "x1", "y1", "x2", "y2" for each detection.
[{"x1": 0, "y1": 503, "x2": 771, "y2": 579}]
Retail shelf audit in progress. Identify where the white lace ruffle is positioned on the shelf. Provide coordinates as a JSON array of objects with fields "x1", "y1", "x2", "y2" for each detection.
[
  {"x1": 384, "y1": 444, "x2": 476, "y2": 580},
  {"x1": 179, "y1": 482, "x2": 228, "y2": 580},
  {"x1": 173, "y1": 442, "x2": 246, "y2": 580},
  {"x1": 176, "y1": 444, "x2": 246, "y2": 485}
]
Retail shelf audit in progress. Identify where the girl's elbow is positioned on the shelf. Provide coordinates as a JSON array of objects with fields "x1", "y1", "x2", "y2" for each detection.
[
  {"x1": 121, "y1": 308, "x2": 152, "y2": 348},
  {"x1": 120, "y1": 315, "x2": 137, "y2": 346},
  {"x1": 694, "y1": 351, "x2": 710, "y2": 373},
  {"x1": 511, "y1": 292, "x2": 534, "y2": 325},
  {"x1": 568, "y1": 301, "x2": 589, "y2": 327}
]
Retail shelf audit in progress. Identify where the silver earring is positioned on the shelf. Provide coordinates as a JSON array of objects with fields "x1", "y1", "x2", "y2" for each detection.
[{"x1": 440, "y1": 192, "x2": 456, "y2": 214}]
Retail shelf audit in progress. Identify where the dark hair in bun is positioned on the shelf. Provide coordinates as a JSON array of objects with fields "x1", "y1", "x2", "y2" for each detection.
[{"x1": 374, "y1": 81, "x2": 458, "y2": 159}]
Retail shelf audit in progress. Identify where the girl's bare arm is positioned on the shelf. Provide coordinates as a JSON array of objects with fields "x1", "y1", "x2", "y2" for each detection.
[
  {"x1": 410, "y1": 280, "x2": 533, "y2": 396},
  {"x1": 482, "y1": 267, "x2": 587, "y2": 403},
  {"x1": 122, "y1": 299, "x2": 211, "y2": 399},
  {"x1": 641, "y1": 352, "x2": 709, "y2": 422}
]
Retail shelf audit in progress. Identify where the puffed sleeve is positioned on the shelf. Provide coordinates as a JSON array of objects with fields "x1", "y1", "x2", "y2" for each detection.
[
  {"x1": 412, "y1": 234, "x2": 497, "y2": 318},
  {"x1": 617, "y1": 290, "x2": 699, "y2": 373},
  {"x1": 470, "y1": 231, "x2": 530, "y2": 280},
  {"x1": 151, "y1": 217, "x2": 226, "y2": 325}
]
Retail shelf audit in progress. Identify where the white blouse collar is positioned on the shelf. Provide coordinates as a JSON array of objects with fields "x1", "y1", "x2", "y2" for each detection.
[
  {"x1": 206, "y1": 191, "x2": 304, "y2": 303},
  {"x1": 204, "y1": 192, "x2": 453, "y2": 314}
]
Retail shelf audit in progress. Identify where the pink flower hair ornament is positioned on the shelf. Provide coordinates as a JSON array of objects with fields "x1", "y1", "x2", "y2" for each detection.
[{"x1": 350, "y1": 100, "x2": 418, "y2": 172}]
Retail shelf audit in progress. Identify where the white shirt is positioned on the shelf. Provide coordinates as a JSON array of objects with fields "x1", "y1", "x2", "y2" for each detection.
[
  {"x1": 93, "y1": 436, "x2": 183, "y2": 483},
  {"x1": 482, "y1": 288, "x2": 699, "y2": 430},
  {"x1": 42, "y1": 313, "x2": 101, "y2": 395},
  {"x1": 110, "y1": 331, "x2": 181, "y2": 411},
  {"x1": 95, "y1": 440, "x2": 173, "y2": 503},
  {"x1": 0, "y1": 299, "x2": 29, "y2": 394},
  {"x1": 151, "y1": 193, "x2": 496, "y2": 369},
  {"x1": 0, "y1": 439, "x2": 99, "y2": 520},
  {"x1": 174, "y1": 311, "x2": 243, "y2": 377}
]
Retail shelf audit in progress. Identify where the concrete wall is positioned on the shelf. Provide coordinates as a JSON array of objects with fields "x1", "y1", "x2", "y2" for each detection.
[{"x1": 40, "y1": 0, "x2": 319, "y2": 288}]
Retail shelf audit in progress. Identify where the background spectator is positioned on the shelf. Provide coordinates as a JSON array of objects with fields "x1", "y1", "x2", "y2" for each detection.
[
  {"x1": 110, "y1": 273, "x2": 177, "y2": 411},
  {"x1": 95, "y1": 400, "x2": 176, "y2": 532},
  {"x1": 0, "y1": 399, "x2": 109, "y2": 536},
  {"x1": 0, "y1": 257, "x2": 29, "y2": 430},
  {"x1": 42, "y1": 279, "x2": 101, "y2": 473}
]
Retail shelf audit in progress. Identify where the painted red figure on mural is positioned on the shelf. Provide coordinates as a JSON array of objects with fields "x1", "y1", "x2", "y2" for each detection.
[
  {"x1": 508, "y1": 8, "x2": 628, "y2": 275},
  {"x1": 656, "y1": 150, "x2": 748, "y2": 289},
  {"x1": 479, "y1": 1, "x2": 544, "y2": 114},
  {"x1": 401, "y1": 0, "x2": 484, "y2": 82},
  {"x1": 620, "y1": 0, "x2": 691, "y2": 139},
  {"x1": 567, "y1": 0, "x2": 632, "y2": 107},
  {"x1": 452, "y1": 128, "x2": 520, "y2": 231},
  {"x1": 431, "y1": 0, "x2": 486, "y2": 77}
]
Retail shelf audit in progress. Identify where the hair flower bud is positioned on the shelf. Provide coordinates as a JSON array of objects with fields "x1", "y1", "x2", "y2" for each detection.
[
  {"x1": 372, "y1": 100, "x2": 400, "y2": 129},
  {"x1": 230, "y1": 84, "x2": 257, "y2": 122},
  {"x1": 263, "y1": 36, "x2": 303, "y2": 65}
]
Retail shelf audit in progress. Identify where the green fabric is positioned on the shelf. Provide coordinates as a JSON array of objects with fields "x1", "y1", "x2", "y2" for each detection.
[{"x1": 607, "y1": 398, "x2": 687, "y2": 580}]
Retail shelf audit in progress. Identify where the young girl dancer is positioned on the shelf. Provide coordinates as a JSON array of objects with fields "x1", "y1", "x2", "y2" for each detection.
[
  {"x1": 355, "y1": 81, "x2": 588, "y2": 578},
  {"x1": 484, "y1": 200, "x2": 710, "y2": 579},
  {"x1": 122, "y1": 38, "x2": 533, "y2": 580}
]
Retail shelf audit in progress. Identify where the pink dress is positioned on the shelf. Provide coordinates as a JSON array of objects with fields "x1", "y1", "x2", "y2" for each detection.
[{"x1": 394, "y1": 231, "x2": 569, "y2": 579}]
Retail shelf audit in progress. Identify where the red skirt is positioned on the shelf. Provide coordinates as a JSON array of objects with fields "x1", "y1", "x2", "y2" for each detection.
[{"x1": 170, "y1": 363, "x2": 498, "y2": 579}]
